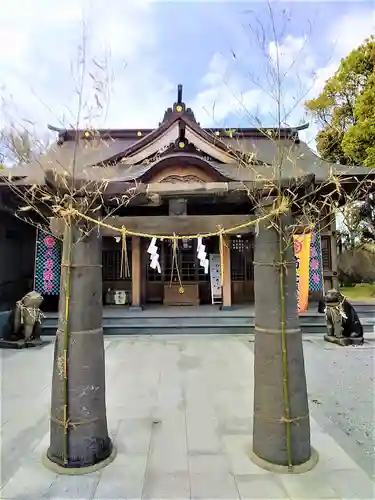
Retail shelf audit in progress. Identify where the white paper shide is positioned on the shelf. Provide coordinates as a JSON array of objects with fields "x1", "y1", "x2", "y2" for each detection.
[
  {"x1": 147, "y1": 237, "x2": 161, "y2": 274},
  {"x1": 197, "y1": 237, "x2": 209, "y2": 274}
]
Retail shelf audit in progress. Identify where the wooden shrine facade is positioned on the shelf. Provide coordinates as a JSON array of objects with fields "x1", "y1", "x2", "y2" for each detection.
[
  {"x1": 0, "y1": 84, "x2": 373, "y2": 309},
  {"x1": 101, "y1": 229, "x2": 336, "y2": 308},
  {"x1": 102, "y1": 232, "x2": 255, "y2": 307}
]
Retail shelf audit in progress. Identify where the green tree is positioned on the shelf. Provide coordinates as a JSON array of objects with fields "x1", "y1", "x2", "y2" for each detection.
[{"x1": 305, "y1": 36, "x2": 375, "y2": 167}]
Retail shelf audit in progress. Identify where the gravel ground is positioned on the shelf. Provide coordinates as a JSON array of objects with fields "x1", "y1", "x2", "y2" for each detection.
[
  {"x1": 304, "y1": 338, "x2": 375, "y2": 478},
  {"x1": 248, "y1": 336, "x2": 375, "y2": 477},
  {"x1": 303, "y1": 339, "x2": 375, "y2": 458}
]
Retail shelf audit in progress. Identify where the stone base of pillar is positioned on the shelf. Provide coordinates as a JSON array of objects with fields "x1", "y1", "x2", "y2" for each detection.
[
  {"x1": 220, "y1": 305, "x2": 233, "y2": 311},
  {"x1": 43, "y1": 443, "x2": 116, "y2": 475},
  {"x1": 249, "y1": 446, "x2": 319, "y2": 474},
  {"x1": 129, "y1": 306, "x2": 143, "y2": 312}
]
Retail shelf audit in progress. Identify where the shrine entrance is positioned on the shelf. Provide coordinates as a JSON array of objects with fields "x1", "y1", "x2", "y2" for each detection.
[
  {"x1": 143, "y1": 234, "x2": 255, "y2": 306},
  {"x1": 144, "y1": 236, "x2": 218, "y2": 305},
  {"x1": 230, "y1": 234, "x2": 255, "y2": 304}
]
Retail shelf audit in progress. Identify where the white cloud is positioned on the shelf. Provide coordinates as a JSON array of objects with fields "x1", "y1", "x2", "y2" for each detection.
[
  {"x1": 1, "y1": 0, "x2": 373, "y2": 146},
  {"x1": 0, "y1": 0, "x2": 173, "y2": 133},
  {"x1": 193, "y1": 7, "x2": 374, "y2": 144},
  {"x1": 191, "y1": 53, "x2": 265, "y2": 127},
  {"x1": 300, "y1": 10, "x2": 374, "y2": 146},
  {"x1": 329, "y1": 10, "x2": 374, "y2": 57},
  {"x1": 269, "y1": 35, "x2": 315, "y2": 77}
]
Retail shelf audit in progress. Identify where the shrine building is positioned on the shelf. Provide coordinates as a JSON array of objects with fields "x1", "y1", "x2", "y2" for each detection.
[{"x1": 0, "y1": 85, "x2": 372, "y2": 311}]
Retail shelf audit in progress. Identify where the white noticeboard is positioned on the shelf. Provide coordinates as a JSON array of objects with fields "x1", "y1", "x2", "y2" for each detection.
[{"x1": 209, "y1": 254, "x2": 222, "y2": 304}]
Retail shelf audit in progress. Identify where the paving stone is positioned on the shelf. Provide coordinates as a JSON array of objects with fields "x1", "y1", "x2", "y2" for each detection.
[
  {"x1": 147, "y1": 417, "x2": 188, "y2": 473},
  {"x1": 2, "y1": 335, "x2": 374, "y2": 499},
  {"x1": 188, "y1": 454, "x2": 231, "y2": 475},
  {"x1": 105, "y1": 415, "x2": 122, "y2": 440},
  {"x1": 114, "y1": 418, "x2": 153, "y2": 455},
  {"x1": 309, "y1": 416, "x2": 323, "y2": 433},
  {"x1": 186, "y1": 413, "x2": 222, "y2": 453},
  {"x1": 185, "y1": 398, "x2": 217, "y2": 420},
  {"x1": 220, "y1": 417, "x2": 253, "y2": 435},
  {"x1": 326, "y1": 468, "x2": 375, "y2": 499},
  {"x1": 279, "y1": 468, "x2": 340, "y2": 499},
  {"x1": 93, "y1": 457, "x2": 147, "y2": 499},
  {"x1": 147, "y1": 441, "x2": 189, "y2": 473},
  {"x1": 152, "y1": 409, "x2": 187, "y2": 435},
  {"x1": 108, "y1": 399, "x2": 154, "y2": 419},
  {"x1": 1, "y1": 416, "x2": 49, "y2": 487},
  {"x1": 222, "y1": 435, "x2": 270, "y2": 475},
  {"x1": 45, "y1": 472, "x2": 100, "y2": 499},
  {"x1": 29, "y1": 431, "x2": 51, "y2": 459},
  {"x1": 0, "y1": 461, "x2": 58, "y2": 499},
  {"x1": 155, "y1": 386, "x2": 184, "y2": 411},
  {"x1": 190, "y1": 471, "x2": 239, "y2": 499},
  {"x1": 312, "y1": 432, "x2": 360, "y2": 470},
  {"x1": 235, "y1": 474, "x2": 290, "y2": 499},
  {"x1": 142, "y1": 471, "x2": 190, "y2": 499},
  {"x1": 215, "y1": 388, "x2": 254, "y2": 421}
]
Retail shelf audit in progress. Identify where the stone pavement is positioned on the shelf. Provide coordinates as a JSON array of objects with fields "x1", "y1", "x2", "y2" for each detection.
[{"x1": 1, "y1": 335, "x2": 374, "y2": 499}]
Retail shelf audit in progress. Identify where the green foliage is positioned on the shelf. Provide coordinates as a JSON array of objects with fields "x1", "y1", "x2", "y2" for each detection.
[
  {"x1": 340, "y1": 283, "x2": 375, "y2": 299},
  {"x1": 305, "y1": 36, "x2": 375, "y2": 167},
  {"x1": 338, "y1": 245, "x2": 375, "y2": 285}
]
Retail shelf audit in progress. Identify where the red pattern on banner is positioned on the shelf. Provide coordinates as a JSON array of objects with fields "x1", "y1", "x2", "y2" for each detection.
[{"x1": 43, "y1": 236, "x2": 55, "y2": 292}]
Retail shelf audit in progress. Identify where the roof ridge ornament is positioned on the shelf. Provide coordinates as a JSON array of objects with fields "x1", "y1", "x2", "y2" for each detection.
[
  {"x1": 177, "y1": 84, "x2": 183, "y2": 105},
  {"x1": 161, "y1": 84, "x2": 196, "y2": 124},
  {"x1": 174, "y1": 84, "x2": 185, "y2": 113}
]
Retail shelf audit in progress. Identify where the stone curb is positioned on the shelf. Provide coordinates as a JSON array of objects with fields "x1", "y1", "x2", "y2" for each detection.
[
  {"x1": 303, "y1": 332, "x2": 375, "y2": 341},
  {"x1": 41, "y1": 445, "x2": 117, "y2": 476},
  {"x1": 249, "y1": 447, "x2": 319, "y2": 474}
]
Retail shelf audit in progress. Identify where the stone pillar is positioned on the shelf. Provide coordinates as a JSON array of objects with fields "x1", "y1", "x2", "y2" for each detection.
[
  {"x1": 131, "y1": 236, "x2": 142, "y2": 311},
  {"x1": 252, "y1": 199, "x2": 316, "y2": 471},
  {"x1": 46, "y1": 215, "x2": 113, "y2": 472},
  {"x1": 221, "y1": 235, "x2": 232, "y2": 310}
]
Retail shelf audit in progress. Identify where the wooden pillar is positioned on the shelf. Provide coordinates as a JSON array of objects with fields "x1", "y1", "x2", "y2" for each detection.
[
  {"x1": 140, "y1": 238, "x2": 147, "y2": 305},
  {"x1": 221, "y1": 235, "x2": 232, "y2": 309},
  {"x1": 131, "y1": 236, "x2": 142, "y2": 310}
]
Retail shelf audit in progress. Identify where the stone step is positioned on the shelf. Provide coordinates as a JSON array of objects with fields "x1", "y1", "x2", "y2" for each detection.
[
  {"x1": 39, "y1": 301, "x2": 374, "y2": 336},
  {"x1": 41, "y1": 320, "x2": 374, "y2": 336},
  {"x1": 41, "y1": 312, "x2": 373, "y2": 326}
]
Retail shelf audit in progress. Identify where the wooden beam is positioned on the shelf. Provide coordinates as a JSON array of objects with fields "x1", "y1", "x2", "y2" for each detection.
[
  {"x1": 101, "y1": 215, "x2": 255, "y2": 236},
  {"x1": 50, "y1": 215, "x2": 256, "y2": 237}
]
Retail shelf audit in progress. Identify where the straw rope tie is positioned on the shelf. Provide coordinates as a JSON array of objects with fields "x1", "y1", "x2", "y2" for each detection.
[
  {"x1": 53, "y1": 198, "x2": 290, "y2": 241},
  {"x1": 51, "y1": 415, "x2": 101, "y2": 430},
  {"x1": 254, "y1": 413, "x2": 309, "y2": 425},
  {"x1": 255, "y1": 326, "x2": 300, "y2": 334}
]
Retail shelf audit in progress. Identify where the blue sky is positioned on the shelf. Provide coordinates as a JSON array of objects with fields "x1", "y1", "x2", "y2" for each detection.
[{"x1": 0, "y1": 0, "x2": 373, "y2": 147}]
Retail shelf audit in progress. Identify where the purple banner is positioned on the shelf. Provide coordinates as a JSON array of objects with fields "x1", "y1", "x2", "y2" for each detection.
[
  {"x1": 309, "y1": 228, "x2": 324, "y2": 292},
  {"x1": 34, "y1": 230, "x2": 61, "y2": 295}
]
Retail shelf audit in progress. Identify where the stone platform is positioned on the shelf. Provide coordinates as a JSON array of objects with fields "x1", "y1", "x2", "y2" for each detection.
[
  {"x1": 1, "y1": 335, "x2": 374, "y2": 499},
  {"x1": 0, "y1": 338, "x2": 48, "y2": 349},
  {"x1": 41, "y1": 303, "x2": 375, "y2": 336}
]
